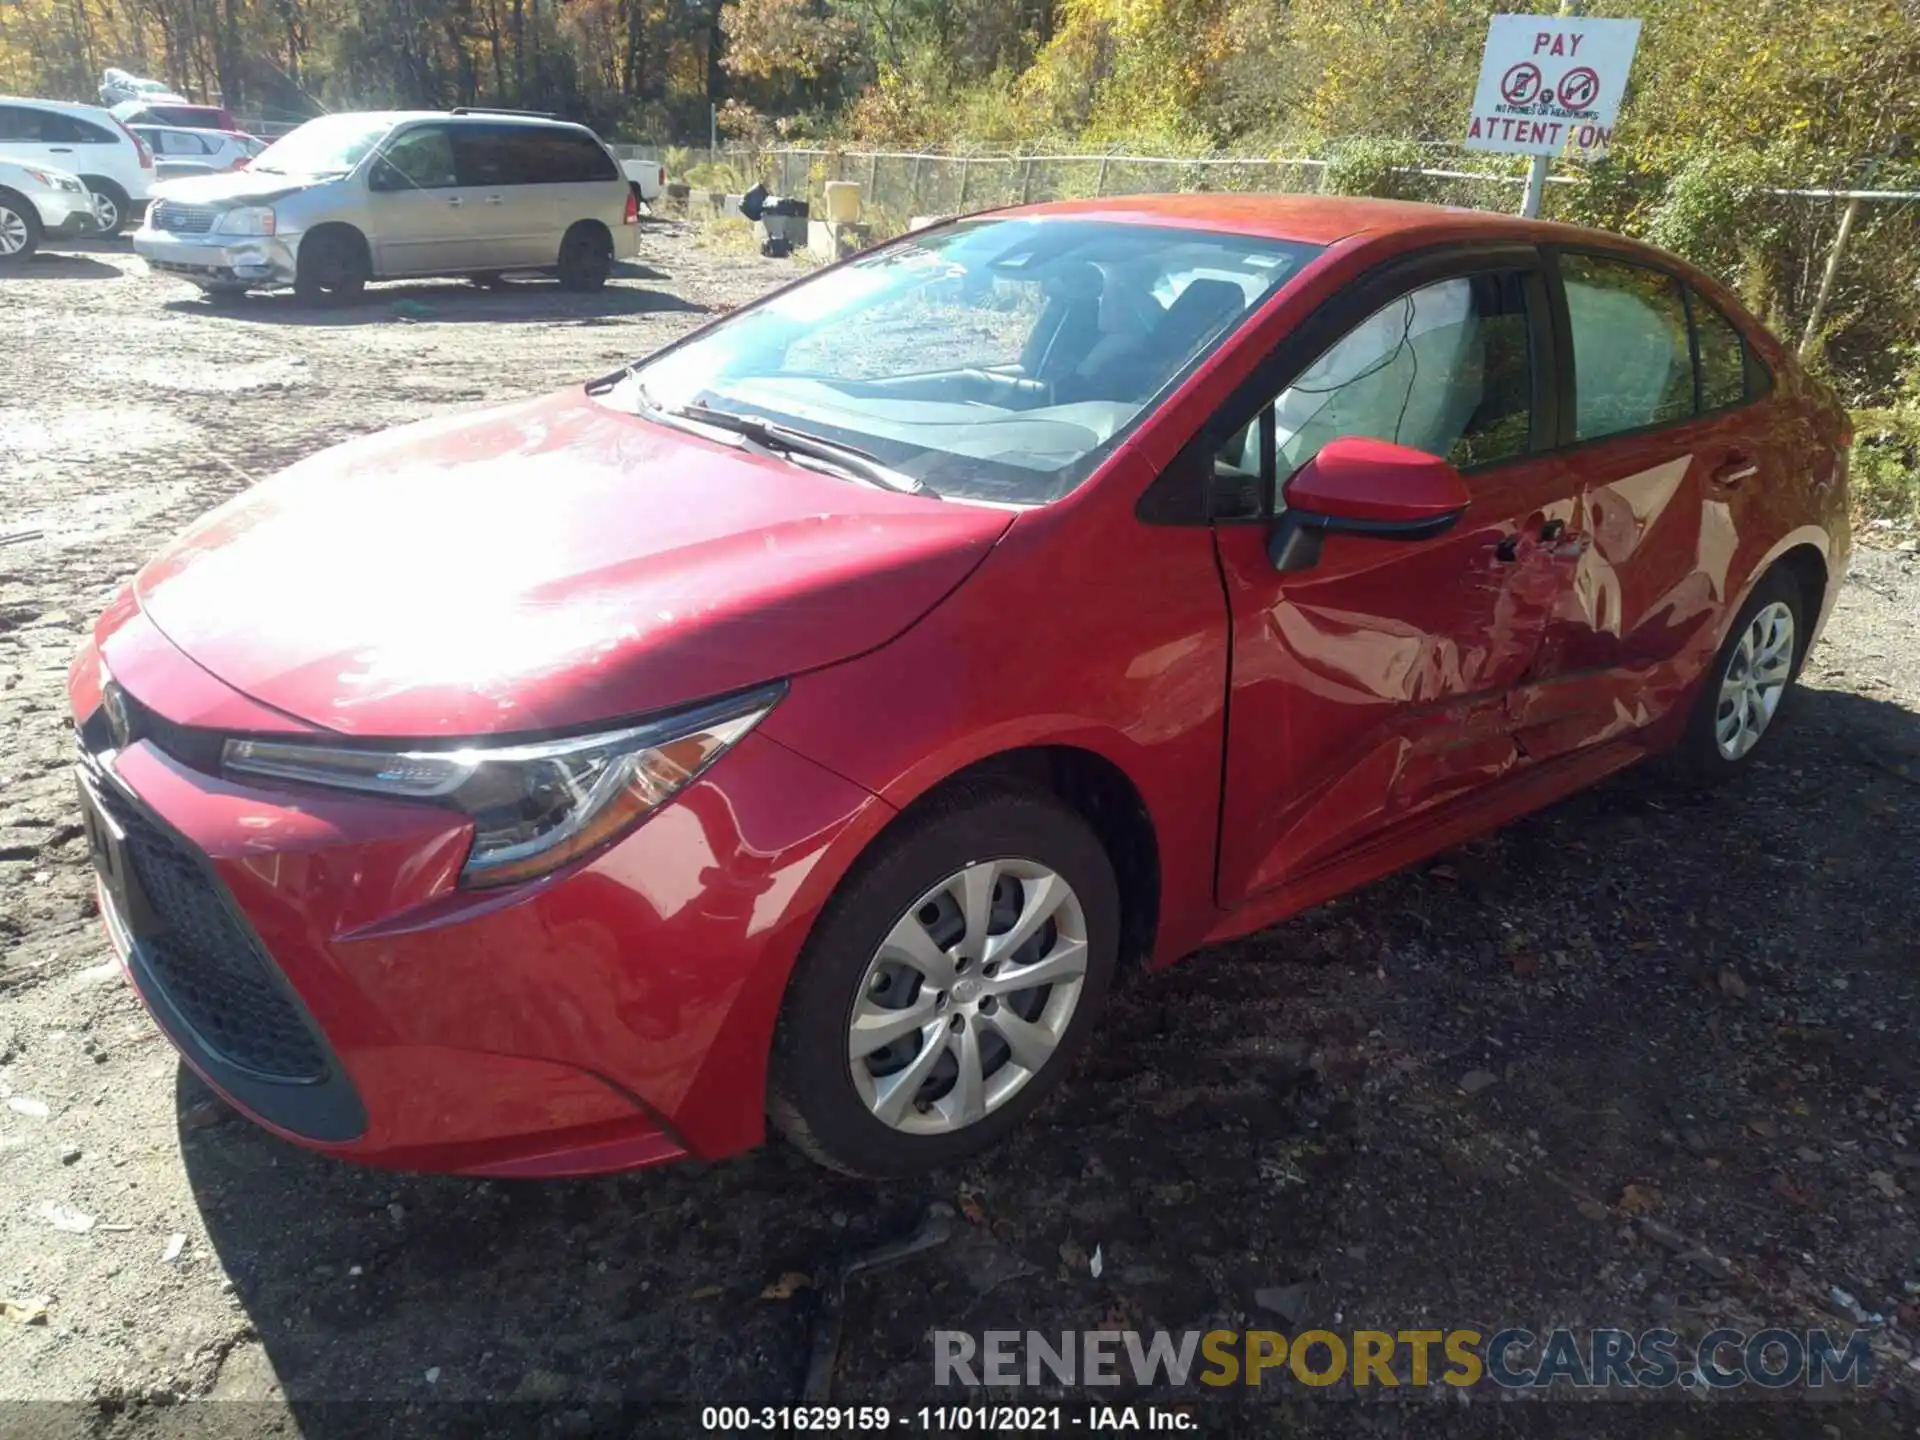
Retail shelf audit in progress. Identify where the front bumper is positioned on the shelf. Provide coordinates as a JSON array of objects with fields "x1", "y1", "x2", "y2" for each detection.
[
  {"x1": 69, "y1": 614, "x2": 893, "y2": 1176},
  {"x1": 133, "y1": 225, "x2": 299, "y2": 287},
  {"x1": 34, "y1": 188, "x2": 101, "y2": 237}
]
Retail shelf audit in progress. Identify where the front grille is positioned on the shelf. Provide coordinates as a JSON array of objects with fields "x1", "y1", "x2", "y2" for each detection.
[
  {"x1": 91, "y1": 778, "x2": 326, "y2": 1081},
  {"x1": 150, "y1": 202, "x2": 217, "y2": 235}
]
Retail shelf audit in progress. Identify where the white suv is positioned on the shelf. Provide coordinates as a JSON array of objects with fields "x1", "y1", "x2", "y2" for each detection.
[
  {"x1": 0, "y1": 97, "x2": 155, "y2": 233},
  {"x1": 0, "y1": 158, "x2": 104, "y2": 261}
]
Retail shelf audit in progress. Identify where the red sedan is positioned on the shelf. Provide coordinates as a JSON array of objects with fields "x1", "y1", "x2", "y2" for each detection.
[{"x1": 70, "y1": 195, "x2": 1851, "y2": 1178}]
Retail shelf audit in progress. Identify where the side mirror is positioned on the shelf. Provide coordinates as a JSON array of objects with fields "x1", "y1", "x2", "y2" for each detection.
[{"x1": 1268, "y1": 435, "x2": 1472, "y2": 572}]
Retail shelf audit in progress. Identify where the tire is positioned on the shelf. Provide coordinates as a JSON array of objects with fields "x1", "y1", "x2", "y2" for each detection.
[
  {"x1": 769, "y1": 784, "x2": 1120, "y2": 1178},
  {"x1": 294, "y1": 227, "x2": 370, "y2": 304},
  {"x1": 555, "y1": 223, "x2": 612, "y2": 292},
  {"x1": 80, "y1": 178, "x2": 131, "y2": 236},
  {"x1": 0, "y1": 190, "x2": 41, "y2": 264},
  {"x1": 1672, "y1": 566, "x2": 1808, "y2": 784}
]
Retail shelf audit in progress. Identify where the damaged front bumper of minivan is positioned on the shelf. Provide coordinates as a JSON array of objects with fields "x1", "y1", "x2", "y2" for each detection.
[{"x1": 133, "y1": 226, "x2": 298, "y2": 289}]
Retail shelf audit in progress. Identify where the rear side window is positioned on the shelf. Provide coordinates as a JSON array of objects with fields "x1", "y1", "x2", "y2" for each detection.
[
  {"x1": 539, "y1": 129, "x2": 618, "y2": 183},
  {"x1": 1692, "y1": 292, "x2": 1749, "y2": 412},
  {"x1": 1561, "y1": 253, "x2": 1694, "y2": 440}
]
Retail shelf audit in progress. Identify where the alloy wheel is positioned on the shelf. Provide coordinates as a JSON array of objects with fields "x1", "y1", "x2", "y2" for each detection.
[
  {"x1": 848, "y1": 858, "x2": 1089, "y2": 1135},
  {"x1": 91, "y1": 191, "x2": 120, "y2": 233},
  {"x1": 0, "y1": 205, "x2": 28, "y2": 256},
  {"x1": 1715, "y1": 600, "x2": 1795, "y2": 761}
]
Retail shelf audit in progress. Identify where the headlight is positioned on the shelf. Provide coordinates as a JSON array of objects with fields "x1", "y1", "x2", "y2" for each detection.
[
  {"x1": 212, "y1": 206, "x2": 275, "y2": 236},
  {"x1": 221, "y1": 684, "x2": 782, "y2": 887},
  {"x1": 56, "y1": 175, "x2": 85, "y2": 193}
]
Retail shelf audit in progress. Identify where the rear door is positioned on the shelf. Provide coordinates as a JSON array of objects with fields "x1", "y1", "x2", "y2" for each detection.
[
  {"x1": 363, "y1": 123, "x2": 476, "y2": 275},
  {"x1": 1509, "y1": 249, "x2": 1781, "y2": 758},
  {"x1": 1208, "y1": 246, "x2": 1584, "y2": 903},
  {"x1": 448, "y1": 123, "x2": 548, "y2": 268}
]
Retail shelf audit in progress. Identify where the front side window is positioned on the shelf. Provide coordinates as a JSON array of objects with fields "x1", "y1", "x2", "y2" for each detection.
[
  {"x1": 373, "y1": 127, "x2": 457, "y2": 190},
  {"x1": 613, "y1": 218, "x2": 1321, "y2": 504},
  {"x1": 1218, "y1": 270, "x2": 1535, "y2": 499},
  {"x1": 1562, "y1": 253, "x2": 1694, "y2": 440}
]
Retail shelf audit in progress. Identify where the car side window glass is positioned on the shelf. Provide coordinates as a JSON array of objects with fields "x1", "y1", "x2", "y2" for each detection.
[
  {"x1": 7, "y1": 107, "x2": 55, "y2": 141},
  {"x1": 552, "y1": 133, "x2": 618, "y2": 183},
  {"x1": 1692, "y1": 291, "x2": 1749, "y2": 412},
  {"x1": 373, "y1": 127, "x2": 458, "y2": 190},
  {"x1": 1220, "y1": 271, "x2": 1534, "y2": 503},
  {"x1": 75, "y1": 116, "x2": 116, "y2": 143},
  {"x1": 454, "y1": 125, "x2": 529, "y2": 186},
  {"x1": 1562, "y1": 253, "x2": 1694, "y2": 440}
]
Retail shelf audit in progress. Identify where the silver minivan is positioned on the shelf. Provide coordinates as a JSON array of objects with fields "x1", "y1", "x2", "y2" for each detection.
[{"x1": 132, "y1": 109, "x2": 637, "y2": 301}]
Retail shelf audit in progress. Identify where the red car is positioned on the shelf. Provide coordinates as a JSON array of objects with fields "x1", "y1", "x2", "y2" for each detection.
[{"x1": 70, "y1": 195, "x2": 1851, "y2": 1179}]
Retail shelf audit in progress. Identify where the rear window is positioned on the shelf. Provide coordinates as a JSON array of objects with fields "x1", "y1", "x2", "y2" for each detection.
[
  {"x1": 453, "y1": 124, "x2": 616, "y2": 185},
  {"x1": 0, "y1": 106, "x2": 113, "y2": 143}
]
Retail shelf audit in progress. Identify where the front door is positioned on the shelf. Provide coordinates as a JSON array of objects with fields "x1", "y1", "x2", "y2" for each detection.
[
  {"x1": 1210, "y1": 254, "x2": 1582, "y2": 906},
  {"x1": 363, "y1": 124, "x2": 475, "y2": 276}
]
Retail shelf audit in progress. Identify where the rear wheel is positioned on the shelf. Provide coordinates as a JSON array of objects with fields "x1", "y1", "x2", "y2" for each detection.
[
  {"x1": 769, "y1": 786, "x2": 1120, "y2": 1177},
  {"x1": 294, "y1": 227, "x2": 370, "y2": 304},
  {"x1": 0, "y1": 191, "x2": 40, "y2": 263},
  {"x1": 555, "y1": 223, "x2": 612, "y2": 292},
  {"x1": 80, "y1": 178, "x2": 130, "y2": 236},
  {"x1": 1672, "y1": 567, "x2": 1807, "y2": 783}
]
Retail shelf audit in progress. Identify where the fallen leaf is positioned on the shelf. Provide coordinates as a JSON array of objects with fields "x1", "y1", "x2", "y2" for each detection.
[
  {"x1": 1771, "y1": 1172, "x2": 1816, "y2": 1209},
  {"x1": 757, "y1": 1271, "x2": 813, "y2": 1301},
  {"x1": 1718, "y1": 968, "x2": 1750, "y2": 1000},
  {"x1": 956, "y1": 1192, "x2": 987, "y2": 1226},
  {"x1": 1, "y1": 1296, "x2": 49, "y2": 1325},
  {"x1": 1869, "y1": 1170, "x2": 1903, "y2": 1200},
  {"x1": 1458, "y1": 1069, "x2": 1499, "y2": 1096},
  {"x1": 1510, "y1": 952, "x2": 1540, "y2": 979},
  {"x1": 1617, "y1": 1183, "x2": 1662, "y2": 1216},
  {"x1": 688, "y1": 1285, "x2": 724, "y2": 1301},
  {"x1": 1747, "y1": 1117, "x2": 1778, "y2": 1140},
  {"x1": 1090, "y1": 1244, "x2": 1104, "y2": 1279}
]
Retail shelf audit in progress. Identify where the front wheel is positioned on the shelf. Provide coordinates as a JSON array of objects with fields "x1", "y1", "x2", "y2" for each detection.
[
  {"x1": 294, "y1": 228, "x2": 369, "y2": 304},
  {"x1": 769, "y1": 786, "x2": 1120, "y2": 1177},
  {"x1": 1673, "y1": 567, "x2": 1806, "y2": 783},
  {"x1": 0, "y1": 192, "x2": 41, "y2": 263}
]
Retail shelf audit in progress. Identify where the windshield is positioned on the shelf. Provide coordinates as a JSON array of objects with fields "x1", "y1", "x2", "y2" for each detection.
[
  {"x1": 614, "y1": 218, "x2": 1321, "y2": 504},
  {"x1": 251, "y1": 115, "x2": 392, "y2": 175}
]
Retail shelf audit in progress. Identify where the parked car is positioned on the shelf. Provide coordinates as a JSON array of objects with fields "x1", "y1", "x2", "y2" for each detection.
[
  {"x1": 132, "y1": 108, "x2": 638, "y2": 301},
  {"x1": 130, "y1": 124, "x2": 263, "y2": 177},
  {"x1": 111, "y1": 98, "x2": 240, "y2": 134},
  {"x1": 71, "y1": 195, "x2": 1850, "y2": 1179},
  {"x1": 0, "y1": 96, "x2": 154, "y2": 233},
  {"x1": 99, "y1": 67, "x2": 186, "y2": 108},
  {"x1": 620, "y1": 153, "x2": 664, "y2": 208},
  {"x1": 0, "y1": 158, "x2": 103, "y2": 261}
]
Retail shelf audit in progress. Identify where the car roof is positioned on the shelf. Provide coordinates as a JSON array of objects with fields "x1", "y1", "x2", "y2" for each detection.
[
  {"x1": 999, "y1": 192, "x2": 1565, "y2": 248},
  {"x1": 0, "y1": 95, "x2": 115, "y2": 115},
  {"x1": 308, "y1": 110, "x2": 598, "y2": 131}
]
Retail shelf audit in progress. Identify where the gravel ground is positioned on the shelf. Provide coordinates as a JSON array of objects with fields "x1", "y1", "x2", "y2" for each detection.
[{"x1": 2, "y1": 224, "x2": 1919, "y2": 1436}]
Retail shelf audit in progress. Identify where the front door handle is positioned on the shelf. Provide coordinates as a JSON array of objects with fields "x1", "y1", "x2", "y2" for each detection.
[
  {"x1": 50, "y1": 146, "x2": 74, "y2": 153},
  {"x1": 1495, "y1": 517, "x2": 1567, "y2": 563},
  {"x1": 484, "y1": 194, "x2": 504, "y2": 205},
  {"x1": 446, "y1": 195, "x2": 464, "y2": 208}
]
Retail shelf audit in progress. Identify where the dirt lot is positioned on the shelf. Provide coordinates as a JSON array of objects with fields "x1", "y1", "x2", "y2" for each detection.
[{"x1": 2, "y1": 224, "x2": 1920, "y2": 1436}]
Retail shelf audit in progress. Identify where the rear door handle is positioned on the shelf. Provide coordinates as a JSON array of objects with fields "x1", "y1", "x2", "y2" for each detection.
[
  {"x1": 50, "y1": 146, "x2": 74, "y2": 153},
  {"x1": 484, "y1": 194, "x2": 504, "y2": 205},
  {"x1": 446, "y1": 195, "x2": 464, "y2": 208}
]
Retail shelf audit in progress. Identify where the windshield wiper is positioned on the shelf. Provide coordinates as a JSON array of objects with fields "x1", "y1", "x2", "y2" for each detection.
[{"x1": 640, "y1": 392, "x2": 931, "y2": 497}]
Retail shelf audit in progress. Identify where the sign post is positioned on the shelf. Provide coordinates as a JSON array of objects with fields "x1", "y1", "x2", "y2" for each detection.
[{"x1": 1464, "y1": 11, "x2": 1642, "y2": 218}]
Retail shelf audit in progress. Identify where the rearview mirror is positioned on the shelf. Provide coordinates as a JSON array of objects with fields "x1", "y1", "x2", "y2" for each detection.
[{"x1": 1268, "y1": 435, "x2": 1472, "y2": 572}]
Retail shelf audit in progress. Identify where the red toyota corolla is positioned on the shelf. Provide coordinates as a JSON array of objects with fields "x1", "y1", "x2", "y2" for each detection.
[{"x1": 71, "y1": 195, "x2": 1850, "y2": 1179}]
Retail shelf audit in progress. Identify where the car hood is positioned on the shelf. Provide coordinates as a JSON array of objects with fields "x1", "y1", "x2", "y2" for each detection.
[
  {"x1": 132, "y1": 389, "x2": 1015, "y2": 738},
  {"x1": 148, "y1": 169, "x2": 331, "y2": 206}
]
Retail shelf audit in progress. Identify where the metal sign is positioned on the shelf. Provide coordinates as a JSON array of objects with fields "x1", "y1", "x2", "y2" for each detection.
[{"x1": 1465, "y1": 14, "x2": 1642, "y2": 158}]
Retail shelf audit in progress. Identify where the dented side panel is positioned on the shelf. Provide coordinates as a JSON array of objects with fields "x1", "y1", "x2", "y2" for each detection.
[{"x1": 1213, "y1": 454, "x2": 1580, "y2": 904}]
